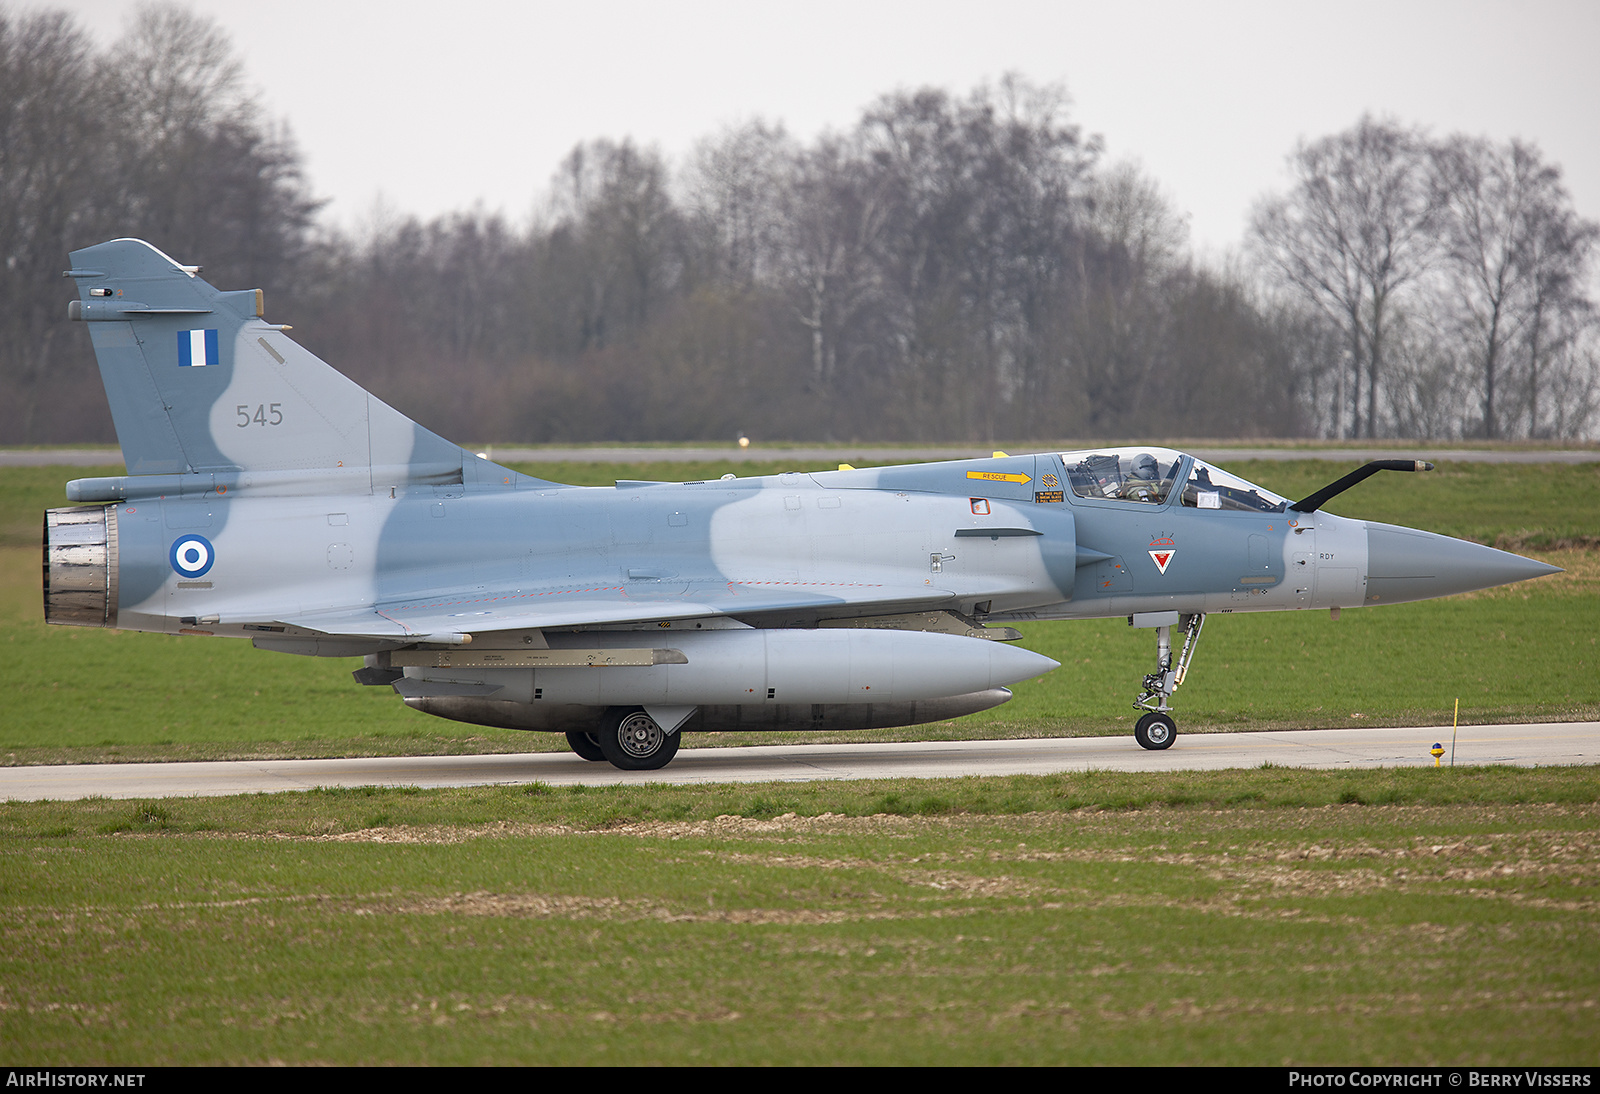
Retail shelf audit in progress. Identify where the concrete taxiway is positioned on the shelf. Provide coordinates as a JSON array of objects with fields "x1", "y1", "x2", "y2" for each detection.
[{"x1": 3, "y1": 722, "x2": 1595, "y2": 802}]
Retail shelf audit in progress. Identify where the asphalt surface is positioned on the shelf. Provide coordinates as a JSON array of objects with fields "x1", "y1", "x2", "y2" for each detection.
[
  {"x1": 5, "y1": 446, "x2": 1597, "y2": 467},
  {"x1": 4, "y1": 721, "x2": 1595, "y2": 801}
]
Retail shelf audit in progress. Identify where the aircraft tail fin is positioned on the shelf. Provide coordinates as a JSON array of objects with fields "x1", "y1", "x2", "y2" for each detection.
[{"x1": 65, "y1": 238, "x2": 553, "y2": 495}]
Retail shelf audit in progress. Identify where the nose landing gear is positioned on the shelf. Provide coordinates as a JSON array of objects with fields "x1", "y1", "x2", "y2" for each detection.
[
  {"x1": 1134, "y1": 711, "x2": 1176, "y2": 749},
  {"x1": 1131, "y1": 612, "x2": 1205, "y2": 750}
]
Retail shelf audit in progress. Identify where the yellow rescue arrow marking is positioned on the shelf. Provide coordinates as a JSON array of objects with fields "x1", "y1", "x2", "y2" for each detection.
[{"x1": 967, "y1": 470, "x2": 1032, "y2": 485}]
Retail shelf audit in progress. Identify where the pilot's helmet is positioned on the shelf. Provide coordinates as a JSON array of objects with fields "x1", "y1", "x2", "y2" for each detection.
[{"x1": 1130, "y1": 453, "x2": 1158, "y2": 480}]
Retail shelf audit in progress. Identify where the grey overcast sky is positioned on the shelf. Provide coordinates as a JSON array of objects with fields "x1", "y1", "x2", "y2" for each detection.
[{"x1": 57, "y1": 0, "x2": 1600, "y2": 258}]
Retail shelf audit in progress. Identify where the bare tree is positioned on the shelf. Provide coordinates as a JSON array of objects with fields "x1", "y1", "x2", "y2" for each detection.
[
  {"x1": 1251, "y1": 117, "x2": 1439, "y2": 437},
  {"x1": 0, "y1": 8, "x2": 103, "y2": 439},
  {"x1": 1535, "y1": 327, "x2": 1600, "y2": 439},
  {"x1": 1432, "y1": 136, "x2": 1599, "y2": 438},
  {"x1": 545, "y1": 139, "x2": 684, "y2": 353},
  {"x1": 1433, "y1": 136, "x2": 1529, "y2": 437},
  {"x1": 1385, "y1": 309, "x2": 1475, "y2": 438},
  {"x1": 1070, "y1": 163, "x2": 1187, "y2": 432},
  {"x1": 773, "y1": 137, "x2": 891, "y2": 421},
  {"x1": 0, "y1": 3, "x2": 317, "y2": 444},
  {"x1": 1433, "y1": 138, "x2": 1541, "y2": 436},
  {"x1": 1519, "y1": 185, "x2": 1598, "y2": 438},
  {"x1": 683, "y1": 120, "x2": 793, "y2": 289},
  {"x1": 100, "y1": 3, "x2": 317, "y2": 287},
  {"x1": 850, "y1": 77, "x2": 1095, "y2": 438}
]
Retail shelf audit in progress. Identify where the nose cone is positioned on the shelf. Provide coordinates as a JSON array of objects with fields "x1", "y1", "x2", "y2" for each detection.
[{"x1": 1365, "y1": 522, "x2": 1563, "y2": 605}]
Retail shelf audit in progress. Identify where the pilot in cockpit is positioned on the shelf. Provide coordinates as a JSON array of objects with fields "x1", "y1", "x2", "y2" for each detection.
[{"x1": 1120, "y1": 452, "x2": 1163, "y2": 502}]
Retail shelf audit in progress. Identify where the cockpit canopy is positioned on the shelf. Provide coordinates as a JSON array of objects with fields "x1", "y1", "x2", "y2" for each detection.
[
  {"x1": 1058, "y1": 447, "x2": 1289, "y2": 513},
  {"x1": 1061, "y1": 447, "x2": 1182, "y2": 504}
]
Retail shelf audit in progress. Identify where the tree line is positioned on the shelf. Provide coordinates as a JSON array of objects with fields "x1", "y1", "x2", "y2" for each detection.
[
  {"x1": 2, "y1": 4, "x2": 1594, "y2": 447},
  {"x1": 0, "y1": 5, "x2": 316, "y2": 444},
  {"x1": 1253, "y1": 117, "x2": 1598, "y2": 440}
]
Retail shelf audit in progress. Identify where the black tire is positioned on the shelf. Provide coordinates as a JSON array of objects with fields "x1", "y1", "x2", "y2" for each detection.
[
  {"x1": 596, "y1": 708, "x2": 681, "y2": 771},
  {"x1": 1134, "y1": 711, "x2": 1177, "y2": 750},
  {"x1": 565, "y1": 730, "x2": 606, "y2": 761}
]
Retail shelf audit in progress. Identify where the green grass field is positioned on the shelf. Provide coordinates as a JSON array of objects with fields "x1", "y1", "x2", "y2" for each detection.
[
  {"x1": 3, "y1": 768, "x2": 1597, "y2": 1065},
  {"x1": 3, "y1": 459, "x2": 1596, "y2": 764}
]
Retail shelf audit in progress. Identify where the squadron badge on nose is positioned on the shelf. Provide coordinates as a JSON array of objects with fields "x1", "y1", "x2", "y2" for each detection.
[{"x1": 1148, "y1": 534, "x2": 1176, "y2": 575}]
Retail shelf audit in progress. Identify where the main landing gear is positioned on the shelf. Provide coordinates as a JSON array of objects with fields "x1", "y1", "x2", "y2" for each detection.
[
  {"x1": 565, "y1": 730, "x2": 606, "y2": 762},
  {"x1": 572, "y1": 707, "x2": 681, "y2": 771},
  {"x1": 1132, "y1": 612, "x2": 1206, "y2": 751}
]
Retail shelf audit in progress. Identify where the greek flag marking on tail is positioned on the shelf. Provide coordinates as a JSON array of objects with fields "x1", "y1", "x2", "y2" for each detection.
[{"x1": 177, "y1": 329, "x2": 219, "y2": 367}]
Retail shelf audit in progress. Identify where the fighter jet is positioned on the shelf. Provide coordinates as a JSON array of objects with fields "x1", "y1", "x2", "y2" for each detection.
[{"x1": 44, "y1": 239, "x2": 1561, "y2": 769}]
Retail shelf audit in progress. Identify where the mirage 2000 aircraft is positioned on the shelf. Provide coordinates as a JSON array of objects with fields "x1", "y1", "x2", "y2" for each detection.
[{"x1": 44, "y1": 239, "x2": 1561, "y2": 769}]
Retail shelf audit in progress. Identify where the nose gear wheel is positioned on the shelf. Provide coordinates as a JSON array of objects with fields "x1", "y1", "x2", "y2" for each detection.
[
  {"x1": 1132, "y1": 612, "x2": 1205, "y2": 750},
  {"x1": 1134, "y1": 711, "x2": 1176, "y2": 750}
]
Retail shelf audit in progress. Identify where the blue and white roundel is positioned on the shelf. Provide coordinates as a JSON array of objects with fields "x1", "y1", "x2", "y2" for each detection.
[{"x1": 170, "y1": 534, "x2": 215, "y2": 578}]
